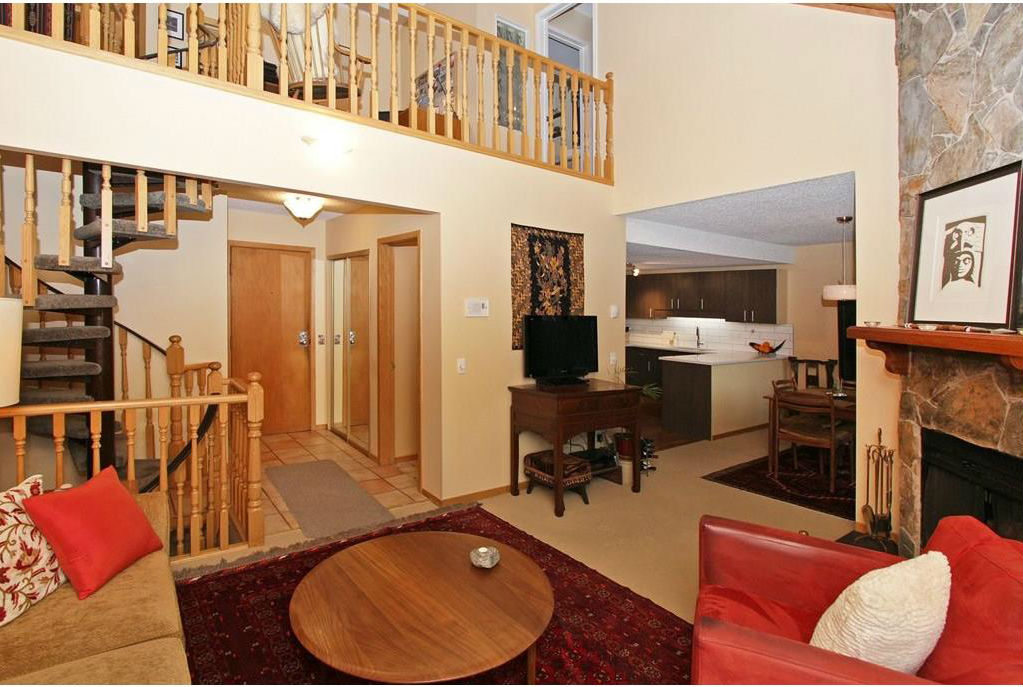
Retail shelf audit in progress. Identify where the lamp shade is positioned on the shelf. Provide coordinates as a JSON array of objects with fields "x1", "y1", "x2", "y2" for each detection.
[
  {"x1": 823, "y1": 284, "x2": 857, "y2": 301},
  {"x1": 283, "y1": 194, "x2": 325, "y2": 221},
  {"x1": 0, "y1": 298, "x2": 23, "y2": 407}
]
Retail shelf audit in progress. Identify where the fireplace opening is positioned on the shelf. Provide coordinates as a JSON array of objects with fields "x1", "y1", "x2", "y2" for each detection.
[{"x1": 921, "y1": 429, "x2": 1023, "y2": 544}]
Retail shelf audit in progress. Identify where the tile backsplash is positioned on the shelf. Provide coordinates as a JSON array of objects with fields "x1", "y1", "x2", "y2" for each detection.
[{"x1": 626, "y1": 318, "x2": 794, "y2": 356}]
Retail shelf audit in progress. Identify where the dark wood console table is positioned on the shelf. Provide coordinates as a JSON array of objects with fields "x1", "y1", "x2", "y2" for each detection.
[{"x1": 509, "y1": 380, "x2": 642, "y2": 517}]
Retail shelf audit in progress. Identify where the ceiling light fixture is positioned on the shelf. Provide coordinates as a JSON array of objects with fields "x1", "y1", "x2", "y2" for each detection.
[
  {"x1": 283, "y1": 193, "x2": 325, "y2": 221},
  {"x1": 823, "y1": 215, "x2": 857, "y2": 301}
]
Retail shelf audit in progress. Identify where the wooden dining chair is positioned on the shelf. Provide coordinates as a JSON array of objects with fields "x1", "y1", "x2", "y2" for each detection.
[
  {"x1": 772, "y1": 390, "x2": 853, "y2": 493},
  {"x1": 786, "y1": 357, "x2": 838, "y2": 389}
]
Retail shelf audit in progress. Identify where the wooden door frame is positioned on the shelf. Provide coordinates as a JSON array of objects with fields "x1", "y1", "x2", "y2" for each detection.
[
  {"x1": 227, "y1": 240, "x2": 316, "y2": 432},
  {"x1": 377, "y1": 232, "x2": 421, "y2": 485},
  {"x1": 325, "y1": 249, "x2": 371, "y2": 453}
]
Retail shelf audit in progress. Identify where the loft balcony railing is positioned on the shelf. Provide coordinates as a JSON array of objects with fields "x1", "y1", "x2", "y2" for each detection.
[{"x1": 0, "y1": 3, "x2": 615, "y2": 184}]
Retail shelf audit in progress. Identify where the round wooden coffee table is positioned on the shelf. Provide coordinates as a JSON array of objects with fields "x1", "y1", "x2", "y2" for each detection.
[{"x1": 289, "y1": 531, "x2": 555, "y2": 684}]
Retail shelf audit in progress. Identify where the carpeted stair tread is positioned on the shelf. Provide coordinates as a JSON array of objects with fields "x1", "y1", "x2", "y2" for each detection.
[
  {"x1": 28, "y1": 414, "x2": 122, "y2": 442},
  {"x1": 21, "y1": 325, "x2": 111, "y2": 345},
  {"x1": 20, "y1": 388, "x2": 94, "y2": 405},
  {"x1": 21, "y1": 359, "x2": 102, "y2": 379},
  {"x1": 34, "y1": 254, "x2": 123, "y2": 275},
  {"x1": 79, "y1": 191, "x2": 207, "y2": 214},
  {"x1": 73, "y1": 218, "x2": 169, "y2": 242},
  {"x1": 33, "y1": 294, "x2": 117, "y2": 312}
]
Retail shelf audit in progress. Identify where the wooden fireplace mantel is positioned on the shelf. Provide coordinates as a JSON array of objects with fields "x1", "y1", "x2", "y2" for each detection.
[{"x1": 848, "y1": 326, "x2": 1023, "y2": 375}]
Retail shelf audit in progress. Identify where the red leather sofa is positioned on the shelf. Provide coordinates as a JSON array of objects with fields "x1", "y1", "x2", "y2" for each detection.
[{"x1": 691, "y1": 515, "x2": 1023, "y2": 684}]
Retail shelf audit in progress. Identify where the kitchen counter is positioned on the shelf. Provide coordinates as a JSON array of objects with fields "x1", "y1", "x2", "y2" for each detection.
[
  {"x1": 626, "y1": 343, "x2": 706, "y2": 354},
  {"x1": 659, "y1": 351, "x2": 783, "y2": 366}
]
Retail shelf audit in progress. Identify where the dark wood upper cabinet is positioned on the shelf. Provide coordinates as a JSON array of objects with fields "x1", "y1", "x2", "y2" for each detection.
[{"x1": 627, "y1": 269, "x2": 777, "y2": 323}]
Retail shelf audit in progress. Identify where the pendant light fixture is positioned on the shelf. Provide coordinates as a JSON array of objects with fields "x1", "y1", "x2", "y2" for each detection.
[
  {"x1": 283, "y1": 193, "x2": 325, "y2": 221},
  {"x1": 823, "y1": 215, "x2": 857, "y2": 301}
]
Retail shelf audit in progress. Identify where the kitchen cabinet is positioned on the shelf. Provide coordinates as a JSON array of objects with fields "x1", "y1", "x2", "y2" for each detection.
[
  {"x1": 625, "y1": 347, "x2": 664, "y2": 387},
  {"x1": 627, "y1": 269, "x2": 777, "y2": 323}
]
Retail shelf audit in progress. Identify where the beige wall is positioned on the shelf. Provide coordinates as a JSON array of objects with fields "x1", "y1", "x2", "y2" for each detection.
[
  {"x1": 598, "y1": 3, "x2": 901, "y2": 524},
  {"x1": 777, "y1": 242, "x2": 855, "y2": 361}
]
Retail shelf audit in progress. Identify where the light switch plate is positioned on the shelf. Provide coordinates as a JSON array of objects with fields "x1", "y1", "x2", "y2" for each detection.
[
  {"x1": 456, "y1": 358, "x2": 467, "y2": 374},
  {"x1": 609, "y1": 304, "x2": 619, "y2": 319},
  {"x1": 609, "y1": 351, "x2": 618, "y2": 367},
  {"x1": 464, "y1": 297, "x2": 490, "y2": 317}
]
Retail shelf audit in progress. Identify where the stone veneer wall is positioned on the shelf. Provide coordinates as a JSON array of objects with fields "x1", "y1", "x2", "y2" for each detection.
[{"x1": 895, "y1": 3, "x2": 1022, "y2": 555}]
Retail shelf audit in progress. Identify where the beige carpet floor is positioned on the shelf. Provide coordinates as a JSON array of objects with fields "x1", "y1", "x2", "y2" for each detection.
[{"x1": 482, "y1": 428, "x2": 852, "y2": 623}]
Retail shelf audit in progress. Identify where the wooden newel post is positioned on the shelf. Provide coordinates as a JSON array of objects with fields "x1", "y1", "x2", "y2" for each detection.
[
  {"x1": 604, "y1": 72, "x2": 615, "y2": 184},
  {"x1": 246, "y1": 372, "x2": 265, "y2": 546},
  {"x1": 166, "y1": 334, "x2": 186, "y2": 450},
  {"x1": 245, "y1": 3, "x2": 263, "y2": 90}
]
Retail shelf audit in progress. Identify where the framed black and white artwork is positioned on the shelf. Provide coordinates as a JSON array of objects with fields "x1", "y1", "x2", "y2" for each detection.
[
  {"x1": 166, "y1": 9, "x2": 185, "y2": 40},
  {"x1": 909, "y1": 162, "x2": 1022, "y2": 328}
]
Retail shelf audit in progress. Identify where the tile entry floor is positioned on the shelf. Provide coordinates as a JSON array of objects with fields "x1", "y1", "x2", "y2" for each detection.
[{"x1": 259, "y1": 428, "x2": 433, "y2": 538}]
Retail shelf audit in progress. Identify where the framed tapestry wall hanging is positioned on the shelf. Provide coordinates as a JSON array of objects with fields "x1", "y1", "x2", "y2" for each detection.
[{"x1": 511, "y1": 224, "x2": 585, "y2": 349}]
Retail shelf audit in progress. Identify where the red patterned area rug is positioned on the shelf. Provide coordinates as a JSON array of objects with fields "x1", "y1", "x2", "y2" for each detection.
[{"x1": 176, "y1": 505, "x2": 693, "y2": 684}]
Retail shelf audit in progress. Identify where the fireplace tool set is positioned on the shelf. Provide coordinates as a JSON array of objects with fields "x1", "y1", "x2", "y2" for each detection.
[{"x1": 859, "y1": 428, "x2": 895, "y2": 550}]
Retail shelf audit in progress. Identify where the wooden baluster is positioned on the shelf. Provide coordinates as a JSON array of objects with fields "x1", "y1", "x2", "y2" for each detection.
[
  {"x1": 10, "y1": 4, "x2": 24, "y2": 30},
  {"x1": 604, "y1": 73, "x2": 614, "y2": 183},
  {"x1": 21, "y1": 154, "x2": 36, "y2": 307},
  {"x1": 505, "y1": 46, "x2": 513, "y2": 154},
  {"x1": 520, "y1": 51, "x2": 528, "y2": 158},
  {"x1": 533, "y1": 58, "x2": 541, "y2": 161},
  {"x1": 348, "y1": 4, "x2": 358, "y2": 115},
  {"x1": 426, "y1": 14, "x2": 435, "y2": 135},
  {"x1": 52, "y1": 2, "x2": 64, "y2": 40},
  {"x1": 9, "y1": 264, "x2": 21, "y2": 299},
  {"x1": 201, "y1": 180, "x2": 212, "y2": 210},
  {"x1": 58, "y1": 158, "x2": 73, "y2": 266},
  {"x1": 174, "y1": 459, "x2": 186, "y2": 554},
  {"x1": 188, "y1": 404, "x2": 202, "y2": 553},
  {"x1": 53, "y1": 413, "x2": 65, "y2": 487},
  {"x1": 184, "y1": 368, "x2": 194, "y2": 398},
  {"x1": 246, "y1": 373, "x2": 265, "y2": 545},
  {"x1": 369, "y1": 4, "x2": 379, "y2": 118},
  {"x1": 158, "y1": 405, "x2": 170, "y2": 491},
  {"x1": 597, "y1": 82, "x2": 605, "y2": 179},
  {"x1": 559, "y1": 72, "x2": 568, "y2": 169},
  {"x1": 135, "y1": 169, "x2": 148, "y2": 233},
  {"x1": 303, "y1": 4, "x2": 313, "y2": 103},
  {"x1": 583, "y1": 79, "x2": 592, "y2": 176},
  {"x1": 245, "y1": 3, "x2": 262, "y2": 89},
  {"x1": 217, "y1": 4, "x2": 228, "y2": 81},
  {"x1": 90, "y1": 410, "x2": 102, "y2": 475},
  {"x1": 443, "y1": 21, "x2": 453, "y2": 138},
  {"x1": 163, "y1": 174, "x2": 177, "y2": 236},
  {"x1": 277, "y1": 4, "x2": 288, "y2": 96},
  {"x1": 573, "y1": 76, "x2": 582, "y2": 172},
  {"x1": 13, "y1": 417, "x2": 26, "y2": 484},
  {"x1": 158, "y1": 4, "x2": 168, "y2": 66},
  {"x1": 205, "y1": 365, "x2": 222, "y2": 542},
  {"x1": 143, "y1": 342, "x2": 155, "y2": 459},
  {"x1": 407, "y1": 6, "x2": 417, "y2": 128},
  {"x1": 124, "y1": 3, "x2": 136, "y2": 57},
  {"x1": 546, "y1": 62, "x2": 555, "y2": 164},
  {"x1": 389, "y1": 4, "x2": 398, "y2": 120},
  {"x1": 100, "y1": 4, "x2": 110, "y2": 51},
  {"x1": 87, "y1": 3, "x2": 101, "y2": 48},
  {"x1": 118, "y1": 329, "x2": 129, "y2": 427},
  {"x1": 168, "y1": 334, "x2": 185, "y2": 451},
  {"x1": 185, "y1": 177, "x2": 198, "y2": 205},
  {"x1": 476, "y1": 33, "x2": 484, "y2": 146},
  {"x1": 217, "y1": 379, "x2": 229, "y2": 548},
  {"x1": 125, "y1": 408, "x2": 137, "y2": 492},
  {"x1": 327, "y1": 4, "x2": 336, "y2": 109},
  {"x1": 492, "y1": 40, "x2": 499, "y2": 149},
  {"x1": 459, "y1": 28, "x2": 468, "y2": 142},
  {"x1": 100, "y1": 164, "x2": 112, "y2": 268}
]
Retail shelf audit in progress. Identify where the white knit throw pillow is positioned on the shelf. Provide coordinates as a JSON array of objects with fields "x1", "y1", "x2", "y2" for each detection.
[{"x1": 810, "y1": 551, "x2": 951, "y2": 674}]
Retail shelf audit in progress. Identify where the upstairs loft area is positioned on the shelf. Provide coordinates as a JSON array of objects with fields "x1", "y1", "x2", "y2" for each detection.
[{"x1": 0, "y1": 2, "x2": 614, "y2": 184}]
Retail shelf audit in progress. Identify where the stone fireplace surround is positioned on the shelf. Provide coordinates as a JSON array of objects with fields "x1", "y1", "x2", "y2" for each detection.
[{"x1": 895, "y1": 4, "x2": 1022, "y2": 556}]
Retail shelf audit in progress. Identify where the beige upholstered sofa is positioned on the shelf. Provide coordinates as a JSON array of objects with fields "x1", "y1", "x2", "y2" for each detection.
[{"x1": 0, "y1": 493, "x2": 191, "y2": 684}]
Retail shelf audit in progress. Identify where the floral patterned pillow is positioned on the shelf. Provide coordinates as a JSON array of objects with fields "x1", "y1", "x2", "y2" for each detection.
[{"x1": 0, "y1": 475, "x2": 66, "y2": 627}]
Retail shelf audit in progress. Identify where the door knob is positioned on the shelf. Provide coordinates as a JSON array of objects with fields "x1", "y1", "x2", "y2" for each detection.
[
  {"x1": 348, "y1": 330, "x2": 357, "y2": 345},
  {"x1": 298, "y1": 330, "x2": 310, "y2": 346}
]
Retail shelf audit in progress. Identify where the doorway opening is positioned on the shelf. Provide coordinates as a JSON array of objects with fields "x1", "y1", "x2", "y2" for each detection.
[
  {"x1": 328, "y1": 252, "x2": 371, "y2": 454},
  {"x1": 377, "y1": 232, "x2": 421, "y2": 489}
]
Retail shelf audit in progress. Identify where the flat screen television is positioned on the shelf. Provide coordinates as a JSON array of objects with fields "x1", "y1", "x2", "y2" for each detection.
[{"x1": 523, "y1": 315, "x2": 598, "y2": 385}]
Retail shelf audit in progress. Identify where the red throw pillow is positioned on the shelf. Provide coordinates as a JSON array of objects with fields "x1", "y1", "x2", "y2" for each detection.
[{"x1": 24, "y1": 467, "x2": 162, "y2": 600}]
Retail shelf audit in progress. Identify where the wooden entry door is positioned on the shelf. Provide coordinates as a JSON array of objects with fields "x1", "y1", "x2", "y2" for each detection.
[{"x1": 230, "y1": 242, "x2": 313, "y2": 435}]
